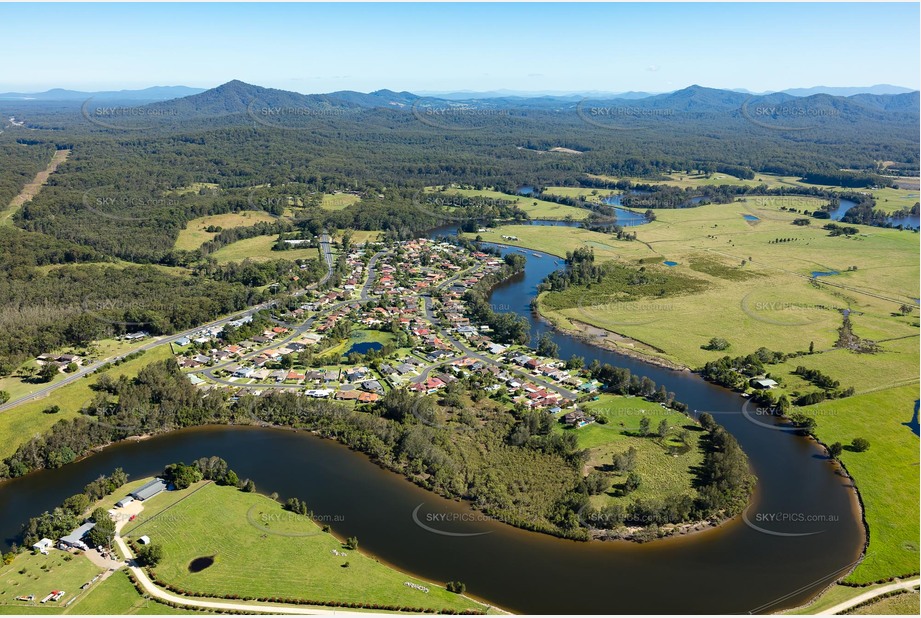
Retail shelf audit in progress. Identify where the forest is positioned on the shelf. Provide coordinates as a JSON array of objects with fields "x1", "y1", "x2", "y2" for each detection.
[
  {"x1": 3, "y1": 357, "x2": 753, "y2": 541},
  {"x1": 0, "y1": 83, "x2": 916, "y2": 382}
]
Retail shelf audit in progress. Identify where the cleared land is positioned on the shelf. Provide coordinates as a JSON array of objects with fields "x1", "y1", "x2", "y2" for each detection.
[
  {"x1": 0, "y1": 549, "x2": 101, "y2": 612},
  {"x1": 559, "y1": 395, "x2": 704, "y2": 509},
  {"x1": 120, "y1": 482, "x2": 487, "y2": 612},
  {"x1": 587, "y1": 171, "x2": 920, "y2": 217},
  {"x1": 541, "y1": 186, "x2": 619, "y2": 203},
  {"x1": 468, "y1": 199, "x2": 919, "y2": 373},
  {"x1": 0, "y1": 346, "x2": 172, "y2": 461},
  {"x1": 63, "y1": 570, "x2": 202, "y2": 615},
  {"x1": 783, "y1": 581, "x2": 913, "y2": 615},
  {"x1": 210, "y1": 235, "x2": 321, "y2": 263},
  {"x1": 174, "y1": 211, "x2": 279, "y2": 251},
  {"x1": 805, "y1": 385, "x2": 920, "y2": 585},
  {"x1": 428, "y1": 187, "x2": 590, "y2": 220},
  {"x1": 338, "y1": 229, "x2": 382, "y2": 245},
  {"x1": 849, "y1": 590, "x2": 920, "y2": 615},
  {"x1": 167, "y1": 183, "x2": 219, "y2": 197},
  {"x1": 320, "y1": 193, "x2": 361, "y2": 211},
  {"x1": 1, "y1": 149, "x2": 70, "y2": 225}
]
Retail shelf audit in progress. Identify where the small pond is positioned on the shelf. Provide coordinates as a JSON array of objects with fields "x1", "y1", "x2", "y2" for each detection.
[
  {"x1": 188, "y1": 556, "x2": 215, "y2": 573},
  {"x1": 347, "y1": 341, "x2": 384, "y2": 355}
]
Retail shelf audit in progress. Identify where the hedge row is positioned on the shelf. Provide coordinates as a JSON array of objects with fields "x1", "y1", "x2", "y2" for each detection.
[{"x1": 145, "y1": 568, "x2": 485, "y2": 614}]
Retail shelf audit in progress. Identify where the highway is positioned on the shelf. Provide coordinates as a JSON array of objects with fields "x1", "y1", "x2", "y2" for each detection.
[{"x1": 0, "y1": 235, "x2": 335, "y2": 414}]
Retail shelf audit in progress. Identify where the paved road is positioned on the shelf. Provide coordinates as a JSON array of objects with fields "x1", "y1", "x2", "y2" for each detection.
[
  {"x1": 817, "y1": 578, "x2": 920, "y2": 615},
  {"x1": 0, "y1": 236, "x2": 336, "y2": 414},
  {"x1": 111, "y1": 493, "x2": 498, "y2": 616},
  {"x1": 420, "y1": 296, "x2": 577, "y2": 399}
]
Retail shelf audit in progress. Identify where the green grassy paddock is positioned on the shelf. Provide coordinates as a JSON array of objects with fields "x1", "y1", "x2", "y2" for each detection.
[{"x1": 121, "y1": 482, "x2": 487, "y2": 612}]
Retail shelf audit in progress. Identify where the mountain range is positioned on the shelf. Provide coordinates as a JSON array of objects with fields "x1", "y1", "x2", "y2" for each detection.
[
  {"x1": 0, "y1": 86, "x2": 205, "y2": 101},
  {"x1": 1, "y1": 83, "x2": 915, "y2": 104},
  {"x1": 132, "y1": 81, "x2": 919, "y2": 119}
]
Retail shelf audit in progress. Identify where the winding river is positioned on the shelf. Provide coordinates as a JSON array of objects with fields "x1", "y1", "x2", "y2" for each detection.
[{"x1": 0, "y1": 224, "x2": 865, "y2": 614}]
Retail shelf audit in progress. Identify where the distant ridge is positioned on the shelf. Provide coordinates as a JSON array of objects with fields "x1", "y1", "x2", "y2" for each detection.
[
  {"x1": 0, "y1": 85, "x2": 205, "y2": 101},
  {"x1": 129, "y1": 81, "x2": 919, "y2": 126},
  {"x1": 780, "y1": 84, "x2": 915, "y2": 97},
  {"x1": 4, "y1": 83, "x2": 916, "y2": 104}
]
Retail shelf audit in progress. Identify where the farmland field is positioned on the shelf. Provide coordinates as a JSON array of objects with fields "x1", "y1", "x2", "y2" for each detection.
[
  {"x1": 174, "y1": 211, "x2": 279, "y2": 251},
  {"x1": 468, "y1": 199, "x2": 919, "y2": 371},
  {"x1": 541, "y1": 186, "x2": 619, "y2": 203},
  {"x1": 558, "y1": 395, "x2": 705, "y2": 510},
  {"x1": 803, "y1": 385, "x2": 920, "y2": 585},
  {"x1": 850, "y1": 591, "x2": 920, "y2": 615},
  {"x1": 428, "y1": 187, "x2": 590, "y2": 220},
  {"x1": 0, "y1": 549, "x2": 101, "y2": 612},
  {"x1": 320, "y1": 193, "x2": 361, "y2": 211},
  {"x1": 209, "y1": 235, "x2": 320, "y2": 263},
  {"x1": 0, "y1": 346, "x2": 172, "y2": 461},
  {"x1": 120, "y1": 482, "x2": 488, "y2": 612}
]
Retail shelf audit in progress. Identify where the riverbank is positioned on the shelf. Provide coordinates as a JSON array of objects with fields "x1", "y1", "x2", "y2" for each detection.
[
  {"x1": 535, "y1": 300, "x2": 689, "y2": 371},
  {"x1": 115, "y1": 479, "x2": 494, "y2": 614}
]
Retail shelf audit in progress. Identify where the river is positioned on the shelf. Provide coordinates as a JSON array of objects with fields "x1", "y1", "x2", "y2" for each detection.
[
  {"x1": 828, "y1": 198, "x2": 919, "y2": 229},
  {"x1": 0, "y1": 224, "x2": 866, "y2": 614}
]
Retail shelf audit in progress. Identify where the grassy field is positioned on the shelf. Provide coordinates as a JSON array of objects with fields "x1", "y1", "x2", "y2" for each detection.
[
  {"x1": 469, "y1": 196, "x2": 917, "y2": 586},
  {"x1": 469, "y1": 199, "x2": 919, "y2": 371},
  {"x1": 0, "y1": 337, "x2": 159, "y2": 404},
  {"x1": 321, "y1": 193, "x2": 361, "y2": 211},
  {"x1": 63, "y1": 569, "x2": 202, "y2": 615},
  {"x1": 769, "y1": 336, "x2": 919, "y2": 397},
  {"x1": 804, "y1": 385, "x2": 920, "y2": 584},
  {"x1": 429, "y1": 187, "x2": 590, "y2": 220},
  {"x1": 468, "y1": 224, "x2": 638, "y2": 262},
  {"x1": 559, "y1": 395, "x2": 704, "y2": 509},
  {"x1": 167, "y1": 183, "x2": 219, "y2": 197},
  {"x1": 174, "y1": 211, "x2": 278, "y2": 251},
  {"x1": 586, "y1": 171, "x2": 920, "y2": 216},
  {"x1": 850, "y1": 590, "x2": 920, "y2": 615},
  {"x1": 120, "y1": 482, "x2": 487, "y2": 612},
  {"x1": 0, "y1": 346, "x2": 172, "y2": 461},
  {"x1": 1, "y1": 149, "x2": 70, "y2": 226},
  {"x1": 210, "y1": 235, "x2": 321, "y2": 264},
  {"x1": 867, "y1": 187, "x2": 920, "y2": 215},
  {"x1": 338, "y1": 229, "x2": 382, "y2": 245},
  {"x1": 783, "y1": 581, "x2": 907, "y2": 615},
  {"x1": 540, "y1": 186, "x2": 619, "y2": 203},
  {"x1": 0, "y1": 549, "x2": 102, "y2": 612}
]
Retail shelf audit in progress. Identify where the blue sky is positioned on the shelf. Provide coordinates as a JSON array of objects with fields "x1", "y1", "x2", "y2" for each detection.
[{"x1": 1, "y1": 2, "x2": 918, "y2": 93}]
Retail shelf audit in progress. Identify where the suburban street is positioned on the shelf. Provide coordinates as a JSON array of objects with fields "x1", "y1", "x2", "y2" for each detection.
[{"x1": 0, "y1": 235, "x2": 335, "y2": 414}]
